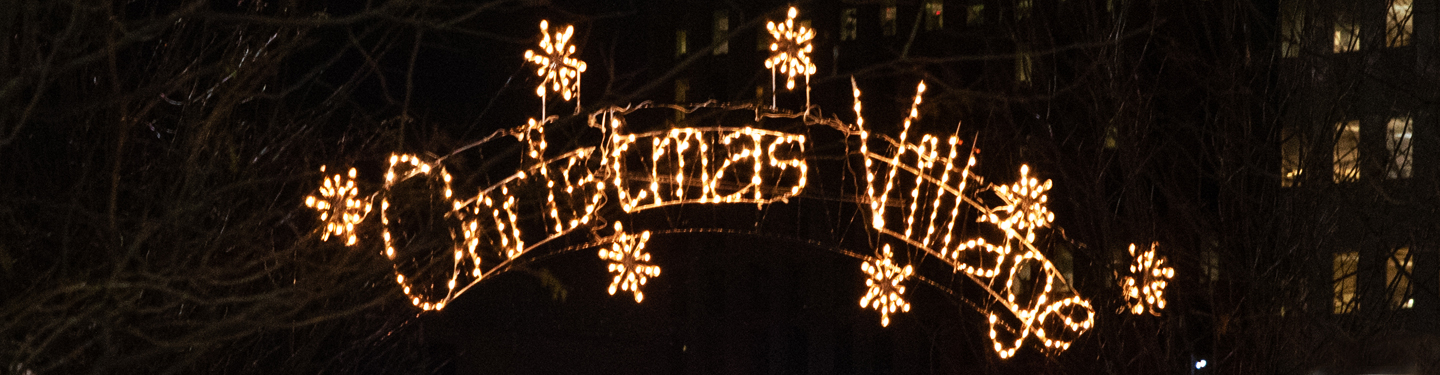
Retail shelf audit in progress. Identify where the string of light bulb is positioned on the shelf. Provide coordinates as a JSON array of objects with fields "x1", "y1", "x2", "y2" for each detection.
[
  {"x1": 849, "y1": 81, "x2": 1094, "y2": 357},
  {"x1": 1121, "y1": 242, "x2": 1174, "y2": 316},
  {"x1": 301, "y1": 12, "x2": 1104, "y2": 359},
  {"x1": 764, "y1": 7, "x2": 817, "y2": 109},
  {"x1": 524, "y1": 20, "x2": 587, "y2": 117}
]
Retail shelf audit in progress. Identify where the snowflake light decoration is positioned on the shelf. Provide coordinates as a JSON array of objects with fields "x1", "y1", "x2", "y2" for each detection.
[
  {"x1": 981, "y1": 164, "x2": 1055, "y2": 243},
  {"x1": 301, "y1": 8, "x2": 1113, "y2": 359},
  {"x1": 764, "y1": 7, "x2": 816, "y2": 92},
  {"x1": 305, "y1": 166, "x2": 371, "y2": 246},
  {"x1": 1122, "y1": 242, "x2": 1174, "y2": 315},
  {"x1": 860, "y1": 244, "x2": 914, "y2": 327},
  {"x1": 524, "y1": 20, "x2": 587, "y2": 108},
  {"x1": 598, "y1": 222, "x2": 660, "y2": 303}
]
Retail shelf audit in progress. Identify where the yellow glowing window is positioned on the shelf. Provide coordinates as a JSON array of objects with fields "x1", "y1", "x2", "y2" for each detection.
[
  {"x1": 1387, "y1": 117, "x2": 1413, "y2": 179},
  {"x1": 713, "y1": 11, "x2": 729, "y2": 55},
  {"x1": 925, "y1": 0, "x2": 944, "y2": 30},
  {"x1": 1015, "y1": 48, "x2": 1032, "y2": 83},
  {"x1": 675, "y1": 29, "x2": 688, "y2": 57},
  {"x1": 1280, "y1": 1, "x2": 1303, "y2": 57},
  {"x1": 1017, "y1": 0, "x2": 1032, "y2": 20},
  {"x1": 1388, "y1": 0, "x2": 1412, "y2": 47},
  {"x1": 1388, "y1": 247, "x2": 1413, "y2": 309},
  {"x1": 1334, "y1": 14, "x2": 1359, "y2": 53},
  {"x1": 1281, "y1": 126, "x2": 1305, "y2": 187},
  {"x1": 841, "y1": 8, "x2": 858, "y2": 41},
  {"x1": 967, "y1": 5, "x2": 985, "y2": 25},
  {"x1": 882, "y1": 6, "x2": 898, "y2": 35},
  {"x1": 1333, "y1": 251, "x2": 1358, "y2": 314},
  {"x1": 1333, "y1": 120, "x2": 1359, "y2": 182}
]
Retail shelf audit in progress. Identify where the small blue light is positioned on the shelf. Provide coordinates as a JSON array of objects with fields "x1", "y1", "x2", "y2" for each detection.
[{"x1": 1195, "y1": 359, "x2": 1207, "y2": 369}]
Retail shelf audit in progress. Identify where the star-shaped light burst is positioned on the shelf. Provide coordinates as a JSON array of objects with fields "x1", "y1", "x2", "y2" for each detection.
[
  {"x1": 306, "y1": 166, "x2": 371, "y2": 246},
  {"x1": 764, "y1": 7, "x2": 816, "y2": 91},
  {"x1": 1122, "y1": 242, "x2": 1175, "y2": 315},
  {"x1": 524, "y1": 20, "x2": 587, "y2": 102},
  {"x1": 598, "y1": 222, "x2": 660, "y2": 303},
  {"x1": 981, "y1": 164, "x2": 1055, "y2": 243},
  {"x1": 860, "y1": 244, "x2": 914, "y2": 327}
]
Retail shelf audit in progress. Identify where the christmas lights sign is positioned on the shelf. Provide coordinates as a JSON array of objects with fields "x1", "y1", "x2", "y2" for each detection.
[{"x1": 304, "y1": 8, "x2": 1120, "y2": 358}]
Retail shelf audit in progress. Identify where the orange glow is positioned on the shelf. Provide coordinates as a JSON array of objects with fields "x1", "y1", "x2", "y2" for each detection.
[
  {"x1": 598, "y1": 222, "x2": 660, "y2": 303},
  {"x1": 1122, "y1": 242, "x2": 1174, "y2": 315}
]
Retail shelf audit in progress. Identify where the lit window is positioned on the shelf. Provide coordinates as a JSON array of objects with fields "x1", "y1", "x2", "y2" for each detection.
[
  {"x1": 713, "y1": 11, "x2": 729, "y2": 55},
  {"x1": 967, "y1": 4, "x2": 985, "y2": 25},
  {"x1": 1388, "y1": 0, "x2": 1412, "y2": 47},
  {"x1": 1333, "y1": 251, "x2": 1358, "y2": 314},
  {"x1": 882, "y1": 6, "x2": 898, "y2": 36},
  {"x1": 1017, "y1": 0, "x2": 1032, "y2": 20},
  {"x1": 1281, "y1": 126, "x2": 1305, "y2": 187},
  {"x1": 925, "y1": 0, "x2": 944, "y2": 31},
  {"x1": 1015, "y1": 48, "x2": 1032, "y2": 83},
  {"x1": 1387, "y1": 116, "x2": 1413, "y2": 179},
  {"x1": 1334, "y1": 14, "x2": 1359, "y2": 53},
  {"x1": 1333, "y1": 120, "x2": 1359, "y2": 182},
  {"x1": 676, "y1": 29, "x2": 688, "y2": 57},
  {"x1": 1280, "y1": 1, "x2": 1303, "y2": 57},
  {"x1": 841, "y1": 8, "x2": 858, "y2": 41},
  {"x1": 1104, "y1": 125, "x2": 1118, "y2": 149},
  {"x1": 1388, "y1": 247, "x2": 1413, "y2": 309}
]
